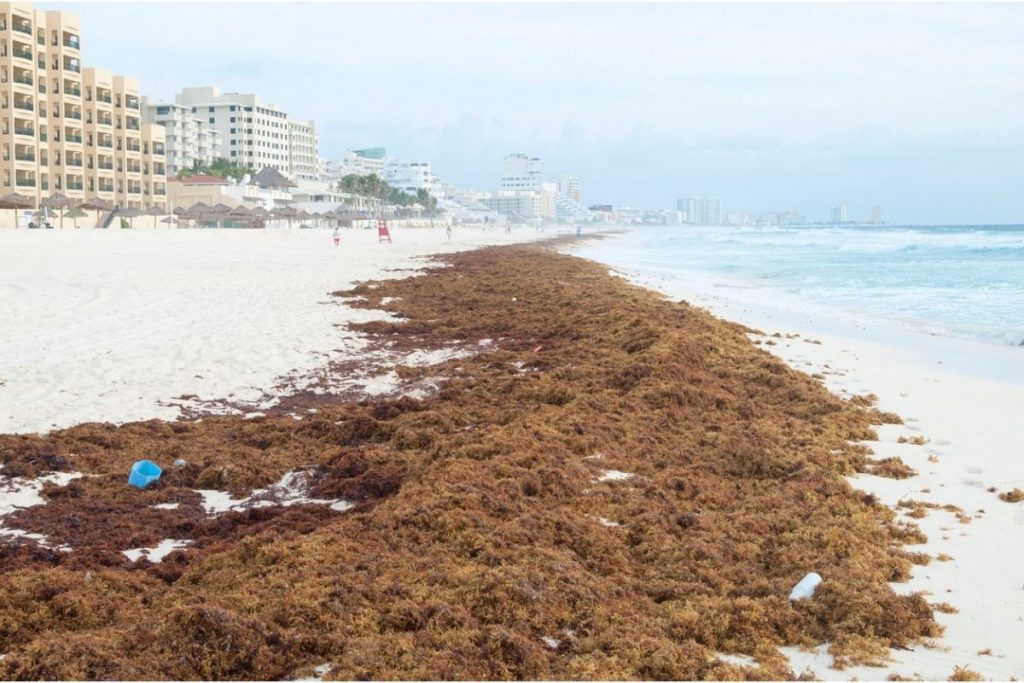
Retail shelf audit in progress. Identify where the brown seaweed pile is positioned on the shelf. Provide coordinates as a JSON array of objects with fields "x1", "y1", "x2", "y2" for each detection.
[{"x1": 0, "y1": 245, "x2": 939, "y2": 680}]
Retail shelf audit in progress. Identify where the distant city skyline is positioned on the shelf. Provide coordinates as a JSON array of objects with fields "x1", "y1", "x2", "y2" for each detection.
[{"x1": 43, "y1": 2, "x2": 1024, "y2": 224}]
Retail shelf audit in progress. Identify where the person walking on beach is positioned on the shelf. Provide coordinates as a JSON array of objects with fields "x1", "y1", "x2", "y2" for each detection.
[
  {"x1": 332, "y1": 226, "x2": 341, "y2": 247},
  {"x1": 576, "y1": 225, "x2": 582, "y2": 237},
  {"x1": 446, "y1": 224, "x2": 452, "y2": 241}
]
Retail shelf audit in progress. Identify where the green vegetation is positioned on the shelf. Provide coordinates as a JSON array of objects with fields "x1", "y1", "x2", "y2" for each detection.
[
  {"x1": 337, "y1": 174, "x2": 439, "y2": 213},
  {"x1": 177, "y1": 158, "x2": 254, "y2": 182}
]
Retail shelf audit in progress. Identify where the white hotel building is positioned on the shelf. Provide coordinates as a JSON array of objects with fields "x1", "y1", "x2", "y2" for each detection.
[
  {"x1": 170, "y1": 86, "x2": 319, "y2": 181},
  {"x1": 141, "y1": 99, "x2": 221, "y2": 177}
]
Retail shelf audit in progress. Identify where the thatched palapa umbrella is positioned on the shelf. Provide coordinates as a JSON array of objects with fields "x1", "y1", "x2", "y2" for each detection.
[
  {"x1": 119, "y1": 206, "x2": 142, "y2": 229},
  {"x1": 248, "y1": 206, "x2": 271, "y2": 229},
  {"x1": 41, "y1": 192, "x2": 74, "y2": 229},
  {"x1": 185, "y1": 202, "x2": 211, "y2": 228},
  {"x1": 64, "y1": 206, "x2": 88, "y2": 229},
  {"x1": 272, "y1": 206, "x2": 298, "y2": 229},
  {"x1": 0, "y1": 192, "x2": 35, "y2": 228},
  {"x1": 79, "y1": 197, "x2": 115, "y2": 229},
  {"x1": 144, "y1": 205, "x2": 166, "y2": 228}
]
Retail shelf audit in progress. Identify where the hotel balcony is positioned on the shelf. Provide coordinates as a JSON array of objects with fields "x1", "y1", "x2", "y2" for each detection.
[
  {"x1": 96, "y1": 91, "x2": 112, "y2": 104},
  {"x1": 126, "y1": 117, "x2": 140, "y2": 131},
  {"x1": 97, "y1": 159, "x2": 113, "y2": 170},
  {"x1": 126, "y1": 140, "x2": 141, "y2": 153},
  {"x1": 11, "y1": 69, "x2": 34, "y2": 87},
  {"x1": 62, "y1": 33, "x2": 80, "y2": 51},
  {"x1": 15, "y1": 171, "x2": 36, "y2": 188},
  {"x1": 153, "y1": 143, "x2": 165, "y2": 156},
  {"x1": 154, "y1": 184, "x2": 166, "y2": 196},
  {"x1": 65, "y1": 177, "x2": 84, "y2": 191},
  {"x1": 127, "y1": 184, "x2": 142, "y2": 195},
  {"x1": 14, "y1": 148, "x2": 35, "y2": 163},
  {"x1": 97, "y1": 135, "x2": 113, "y2": 148},
  {"x1": 96, "y1": 113, "x2": 113, "y2": 127},
  {"x1": 125, "y1": 96, "x2": 140, "y2": 110},
  {"x1": 13, "y1": 123, "x2": 35, "y2": 138},
  {"x1": 62, "y1": 57, "x2": 80, "y2": 74},
  {"x1": 153, "y1": 163, "x2": 166, "y2": 176},
  {"x1": 12, "y1": 97, "x2": 34, "y2": 113},
  {"x1": 12, "y1": 44, "x2": 33, "y2": 62},
  {"x1": 12, "y1": 19, "x2": 32, "y2": 36},
  {"x1": 63, "y1": 80, "x2": 81, "y2": 98},
  {"x1": 66, "y1": 154, "x2": 83, "y2": 168},
  {"x1": 98, "y1": 182, "x2": 114, "y2": 193},
  {"x1": 64, "y1": 106, "x2": 82, "y2": 121},
  {"x1": 126, "y1": 161, "x2": 141, "y2": 174}
]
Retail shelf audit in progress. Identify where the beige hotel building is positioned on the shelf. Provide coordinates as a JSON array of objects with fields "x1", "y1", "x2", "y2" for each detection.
[{"x1": 0, "y1": 1, "x2": 166, "y2": 220}]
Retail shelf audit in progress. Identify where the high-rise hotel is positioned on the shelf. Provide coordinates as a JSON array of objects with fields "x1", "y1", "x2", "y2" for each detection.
[{"x1": 0, "y1": 2, "x2": 166, "y2": 211}]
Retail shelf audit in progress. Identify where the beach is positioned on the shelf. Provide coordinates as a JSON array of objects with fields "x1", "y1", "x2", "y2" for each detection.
[
  {"x1": 0, "y1": 228, "x2": 1019, "y2": 679},
  {"x1": 0, "y1": 226, "x2": 564, "y2": 434}
]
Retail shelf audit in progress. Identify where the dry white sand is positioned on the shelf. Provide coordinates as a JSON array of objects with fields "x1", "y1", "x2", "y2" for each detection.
[
  {"x1": 0, "y1": 225, "x2": 563, "y2": 435},
  {"x1": 586, "y1": 254, "x2": 1024, "y2": 681}
]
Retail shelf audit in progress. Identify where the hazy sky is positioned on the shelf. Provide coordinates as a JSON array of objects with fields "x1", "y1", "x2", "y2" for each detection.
[{"x1": 46, "y1": 2, "x2": 1024, "y2": 223}]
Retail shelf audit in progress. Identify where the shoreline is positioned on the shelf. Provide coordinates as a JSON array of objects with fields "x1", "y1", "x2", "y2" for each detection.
[
  {"x1": 0, "y1": 241, "x2": 948, "y2": 679},
  {"x1": 567, "y1": 235, "x2": 1024, "y2": 680}
]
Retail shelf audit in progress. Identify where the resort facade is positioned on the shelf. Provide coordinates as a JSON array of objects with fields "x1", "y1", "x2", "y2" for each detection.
[
  {"x1": 168, "y1": 86, "x2": 319, "y2": 182},
  {"x1": 0, "y1": 1, "x2": 166, "y2": 224}
]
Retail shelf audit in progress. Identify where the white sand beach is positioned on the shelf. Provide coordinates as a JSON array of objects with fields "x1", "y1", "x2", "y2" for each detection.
[
  {"x1": 581, "y1": 249, "x2": 1024, "y2": 681},
  {"x1": 0, "y1": 226, "x2": 562, "y2": 435}
]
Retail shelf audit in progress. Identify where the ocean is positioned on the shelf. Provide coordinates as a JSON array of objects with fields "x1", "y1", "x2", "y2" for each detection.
[{"x1": 577, "y1": 224, "x2": 1024, "y2": 348}]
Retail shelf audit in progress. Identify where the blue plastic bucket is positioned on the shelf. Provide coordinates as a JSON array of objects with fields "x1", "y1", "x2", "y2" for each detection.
[{"x1": 128, "y1": 459, "x2": 162, "y2": 489}]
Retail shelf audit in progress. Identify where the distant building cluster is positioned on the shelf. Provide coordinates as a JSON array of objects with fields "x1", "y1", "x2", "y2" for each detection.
[
  {"x1": 144, "y1": 86, "x2": 319, "y2": 182},
  {"x1": 676, "y1": 197, "x2": 722, "y2": 225}
]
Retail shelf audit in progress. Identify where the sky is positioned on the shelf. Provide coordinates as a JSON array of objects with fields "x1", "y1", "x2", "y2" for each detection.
[{"x1": 43, "y1": 2, "x2": 1024, "y2": 223}]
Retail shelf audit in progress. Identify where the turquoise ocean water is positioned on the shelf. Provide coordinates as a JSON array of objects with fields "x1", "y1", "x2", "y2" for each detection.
[{"x1": 577, "y1": 224, "x2": 1024, "y2": 347}]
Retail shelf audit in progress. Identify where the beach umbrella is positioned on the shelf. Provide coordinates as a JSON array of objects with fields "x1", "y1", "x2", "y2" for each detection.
[
  {"x1": 145, "y1": 205, "x2": 165, "y2": 228},
  {"x1": 64, "y1": 206, "x2": 88, "y2": 229},
  {"x1": 185, "y1": 202, "x2": 212, "y2": 228},
  {"x1": 210, "y1": 203, "x2": 232, "y2": 213},
  {"x1": 228, "y1": 205, "x2": 251, "y2": 228},
  {"x1": 160, "y1": 215, "x2": 178, "y2": 225},
  {"x1": 172, "y1": 206, "x2": 187, "y2": 216},
  {"x1": 78, "y1": 196, "x2": 115, "y2": 229},
  {"x1": 119, "y1": 206, "x2": 142, "y2": 229},
  {"x1": 42, "y1": 192, "x2": 73, "y2": 230},
  {"x1": 0, "y1": 192, "x2": 35, "y2": 228},
  {"x1": 272, "y1": 206, "x2": 298, "y2": 229}
]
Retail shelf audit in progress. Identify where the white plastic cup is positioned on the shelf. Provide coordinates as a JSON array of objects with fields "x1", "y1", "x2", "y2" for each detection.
[{"x1": 789, "y1": 572, "x2": 822, "y2": 601}]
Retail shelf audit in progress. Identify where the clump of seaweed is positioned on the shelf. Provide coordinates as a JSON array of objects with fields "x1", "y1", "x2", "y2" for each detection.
[
  {"x1": 948, "y1": 664, "x2": 984, "y2": 681},
  {"x1": 998, "y1": 488, "x2": 1024, "y2": 503},
  {"x1": 0, "y1": 245, "x2": 936, "y2": 679}
]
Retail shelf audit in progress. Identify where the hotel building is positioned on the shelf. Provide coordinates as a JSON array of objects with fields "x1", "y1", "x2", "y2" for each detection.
[
  {"x1": 0, "y1": 2, "x2": 166, "y2": 214},
  {"x1": 500, "y1": 153, "x2": 544, "y2": 191},
  {"x1": 141, "y1": 99, "x2": 222, "y2": 177},
  {"x1": 171, "y1": 86, "x2": 319, "y2": 182}
]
